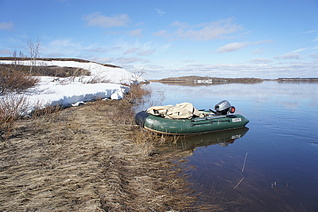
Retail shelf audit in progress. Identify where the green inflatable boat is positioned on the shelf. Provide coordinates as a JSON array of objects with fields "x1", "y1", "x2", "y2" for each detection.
[{"x1": 135, "y1": 100, "x2": 249, "y2": 135}]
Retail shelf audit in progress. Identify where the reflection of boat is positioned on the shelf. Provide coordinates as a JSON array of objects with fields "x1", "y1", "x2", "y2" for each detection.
[
  {"x1": 135, "y1": 100, "x2": 249, "y2": 135},
  {"x1": 176, "y1": 127, "x2": 249, "y2": 150},
  {"x1": 157, "y1": 127, "x2": 249, "y2": 155}
]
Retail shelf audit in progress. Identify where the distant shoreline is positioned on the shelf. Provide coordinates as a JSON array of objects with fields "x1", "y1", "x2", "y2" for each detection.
[{"x1": 150, "y1": 76, "x2": 318, "y2": 85}]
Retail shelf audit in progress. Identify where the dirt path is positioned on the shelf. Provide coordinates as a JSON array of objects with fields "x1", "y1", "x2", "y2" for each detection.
[{"x1": 0, "y1": 100, "x2": 194, "y2": 211}]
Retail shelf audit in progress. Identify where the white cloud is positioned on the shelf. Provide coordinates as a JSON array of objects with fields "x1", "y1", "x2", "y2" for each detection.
[
  {"x1": 303, "y1": 29, "x2": 318, "y2": 34},
  {"x1": 83, "y1": 46, "x2": 110, "y2": 53},
  {"x1": 44, "y1": 39, "x2": 89, "y2": 58},
  {"x1": 44, "y1": 38, "x2": 147, "y2": 63},
  {"x1": 115, "y1": 56, "x2": 149, "y2": 64},
  {"x1": 129, "y1": 29, "x2": 143, "y2": 37},
  {"x1": 153, "y1": 30, "x2": 167, "y2": 37},
  {"x1": 124, "y1": 47, "x2": 139, "y2": 55},
  {"x1": 292, "y1": 48, "x2": 307, "y2": 53},
  {"x1": 276, "y1": 48, "x2": 308, "y2": 60},
  {"x1": 45, "y1": 40, "x2": 112, "y2": 58},
  {"x1": 171, "y1": 18, "x2": 242, "y2": 41},
  {"x1": 0, "y1": 21, "x2": 13, "y2": 30},
  {"x1": 171, "y1": 21, "x2": 189, "y2": 28},
  {"x1": 115, "y1": 39, "x2": 164, "y2": 58},
  {"x1": 124, "y1": 47, "x2": 155, "y2": 56},
  {"x1": 155, "y1": 9, "x2": 165, "y2": 15},
  {"x1": 84, "y1": 13, "x2": 130, "y2": 28},
  {"x1": 47, "y1": 39, "x2": 82, "y2": 53},
  {"x1": 311, "y1": 53, "x2": 318, "y2": 59},
  {"x1": 253, "y1": 48, "x2": 264, "y2": 54},
  {"x1": 138, "y1": 49, "x2": 156, "y2": 56},
  {"x1": 217, "y1": 40, "x2": 272, "y2": 53},
  {"x1": 146, "y1": 60, "x2": 318, "y2": 79},
  {"x1": 0, "y1": 49, "x2": 11, "y2": 55},
  {"x1": 251, "y1": 58, "x2": 272, "y2": 64},
  {"x1": 49, "y1": 39, "x2": 79, "y2": 47},
  {"x1": 278, "y1": 52, "x2": 301, "y2": 60},
  {"x1": 217, "y1": 42, "x2": 248, "y2": 53},
  {"x1": 95, "y1": 57, "x2": 114, "y2": 64}
]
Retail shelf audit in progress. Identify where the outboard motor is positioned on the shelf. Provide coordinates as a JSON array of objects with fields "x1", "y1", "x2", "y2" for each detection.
[{"x1": 214, "y1": 100, "x2": 236, "y2": 115}]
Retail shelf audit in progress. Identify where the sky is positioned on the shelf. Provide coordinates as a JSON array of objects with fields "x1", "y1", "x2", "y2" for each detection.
[{"x1": 0, "y1": 0, "x2": 318, "y2": 79}]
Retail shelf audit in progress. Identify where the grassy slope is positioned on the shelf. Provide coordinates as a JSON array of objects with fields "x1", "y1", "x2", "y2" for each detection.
[{"x1": 0, "y1": 99, "x2": 200, "y2": 211}]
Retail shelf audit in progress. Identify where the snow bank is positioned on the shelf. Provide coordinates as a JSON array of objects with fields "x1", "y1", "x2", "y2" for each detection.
[
  {"x1": 28, "y1": 77, "x2": 129, "y2": 105},
  {"x1": 6, "y1": 76, "x2": 129, "y2": 115},
  {"x1": 0, "y1": 60, "x2": 135, "y2": 115},
  {"x1": 0, "y1": 59, "x2": 142, "y2": 84}
]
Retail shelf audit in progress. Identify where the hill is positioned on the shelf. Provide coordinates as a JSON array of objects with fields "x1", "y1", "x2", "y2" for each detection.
[
  {"x1": 0, "y1": 57, "x2": 137, "y2": 85},
  {"x1": 0, "y1": 57, "x2": 121, "y2": 68}
]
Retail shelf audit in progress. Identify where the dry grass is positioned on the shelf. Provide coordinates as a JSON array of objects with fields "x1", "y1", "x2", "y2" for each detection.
[
  {"x1": 0, "y1": 64, "x2": 90, "y2": 78},
  {"x1": 0, "y1": 97, "x2": 196, "y2": 211},
  {"x1": 0, "y1": 95, "x2": 30, "y2": 142},
  {"x1": 125, "y1": 83, "x2": 151, "y2": 104},
  {"x1": 0, "y1": 66, "x2": 39, "y2": 94}
]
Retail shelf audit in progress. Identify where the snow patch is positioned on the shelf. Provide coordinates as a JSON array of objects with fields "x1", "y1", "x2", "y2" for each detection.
[
  {"x1": 0, "y1": 60, "x2": 136, "y2": 115},
  {"x1": 0, "y1": 59, "x2": 143, "y2": 84}
]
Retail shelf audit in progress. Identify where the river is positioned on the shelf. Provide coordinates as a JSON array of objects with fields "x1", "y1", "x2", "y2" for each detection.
[{"x1": 139, "y1": 81, "x2": 318, "y2": 211}]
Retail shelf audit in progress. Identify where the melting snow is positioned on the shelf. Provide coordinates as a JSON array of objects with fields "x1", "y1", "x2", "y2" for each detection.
[{"x1": 0, "y1": 60, "x2": 140, "y2": 114}]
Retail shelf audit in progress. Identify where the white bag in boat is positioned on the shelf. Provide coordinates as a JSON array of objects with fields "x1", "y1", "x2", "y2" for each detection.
[
  {"x1": 146, "y1": 105, "x2": 173, "y2": 116},
  {"x1": 146, "y1": 102, "x2": 203, "y2": 119}
]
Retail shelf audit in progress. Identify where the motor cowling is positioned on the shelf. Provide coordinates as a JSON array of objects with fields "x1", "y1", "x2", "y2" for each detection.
[{"x1": 214, "y1": 100, "x2": 235, "y2": 115}]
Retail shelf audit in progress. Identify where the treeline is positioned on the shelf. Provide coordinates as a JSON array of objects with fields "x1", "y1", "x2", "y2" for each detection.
[
  {"x1": 276, "y1": 78, "x2": 318, "y2": 82},
  {"x1": 153, "y1": 76, "x2": 264, "y2": 85},
  {"x1": 0, "y1": 57, "x2": 121, "y2": 68}
]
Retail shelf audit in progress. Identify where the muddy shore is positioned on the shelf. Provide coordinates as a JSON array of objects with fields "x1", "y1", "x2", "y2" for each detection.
[{"x1": 0, "y1": 99, "x2": 196, "y2": 211}]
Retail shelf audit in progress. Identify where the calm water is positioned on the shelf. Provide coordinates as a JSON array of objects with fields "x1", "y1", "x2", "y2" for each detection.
[{"x1": 140, "y1": 81, "x2": 318, "y2": 212}]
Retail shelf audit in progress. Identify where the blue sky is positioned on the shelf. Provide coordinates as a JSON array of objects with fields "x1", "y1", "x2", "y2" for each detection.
[{"x1": 0, "y1": 0, "x2": 318, "y2": 79}]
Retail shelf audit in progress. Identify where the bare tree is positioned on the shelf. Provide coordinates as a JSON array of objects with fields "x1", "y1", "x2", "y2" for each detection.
[
  {"x1": 19, "y1": 51, "x2": 25, "y2": 58},
  {"x1": 12, "y1": 50, "x2": 25, "y2": 67},
  {"x1": 27, "y1": 39, "x2": 41, "y2": 74},
  {"x1": 131, "y1": 67, "x2": 145, "y2": 84},
  {"x1": 12, "y1": 50, "x2": 18, "y2": 67}
]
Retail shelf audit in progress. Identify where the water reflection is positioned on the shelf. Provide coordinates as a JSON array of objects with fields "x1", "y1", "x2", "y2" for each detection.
[
  {"x1": 182, "y1": 127, "x2": 248, "y2": 148},
  {"x1": 142, "y1": 81, "x2": 318, "y2": 211},
  {"x1": 164, "y1": 127, "x2": 249, "y2": 153},
  {"x1": 142, "y1": 81, "x2": 318, "y2": 111}
]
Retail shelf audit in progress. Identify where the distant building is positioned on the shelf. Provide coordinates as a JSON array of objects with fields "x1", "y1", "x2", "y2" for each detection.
[{"x1": 194, "y1": 79, "x2": 213, "y2": 84}]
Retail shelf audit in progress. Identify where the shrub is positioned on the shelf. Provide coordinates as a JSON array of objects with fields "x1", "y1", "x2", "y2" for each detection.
[
  {"x1": 0, "y1": 66, "x2": 39, "y2": 95},
  {"x1": 29, "y1": 66, "x2": 90, "y2": 77},
  {"x1": 0, "y1": 95, "x2": 29, "y2": 141},
  {"x1": 0, "y1": 64, "x2": 90, "y2": 78},
  {"x1": 125, "y1": 84, "x2": 151, "y2": 104}
]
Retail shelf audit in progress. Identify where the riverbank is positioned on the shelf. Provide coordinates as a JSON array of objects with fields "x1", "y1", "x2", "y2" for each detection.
[
  {"x1": 151, "y1": 76, "x2": 318, "y2": 86},
  {"x1": 0, "y1": 98, "x2": 196, "y2": 211}
]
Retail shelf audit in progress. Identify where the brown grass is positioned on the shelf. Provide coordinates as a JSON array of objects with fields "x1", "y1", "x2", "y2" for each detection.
[
  {"x1": 0, "y1": 95, "x2": 30, "y2": 142},
  {"x1": 0, "y1": 96, "x2": 196, "y2": 211},
  {"x1": 0, "y1": 66, "x2": 39, "y2": 94},
  {"x1": 0, "y1": 64, "x2": 90, "y2": 78},
  {"x1": 125, "y1": 83, "x2": 151, "y2": 104}
]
